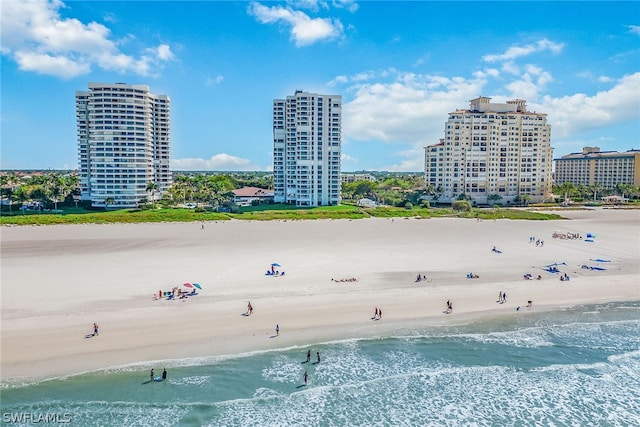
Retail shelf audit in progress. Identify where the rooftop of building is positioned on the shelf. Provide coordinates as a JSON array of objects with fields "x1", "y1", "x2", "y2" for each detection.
[
  {"x1": 231, "y1": 186, "x2": 274, "y2": 197},
  {"x1": 557, "y1": 146, "x2": 640, "y2": 160}
]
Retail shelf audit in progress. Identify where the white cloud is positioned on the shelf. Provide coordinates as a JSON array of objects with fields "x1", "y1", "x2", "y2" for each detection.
[
  {"x1": 14, "y1": 50, "x2": 90, "y2": 77},
  {"x1": 501, "y1": 61, "x2": 520, "y2": 75},
  {"x1": 0, "y1": 0, "x2": 174, "y2": 78},
  {"x1": 380, "y1": 158, "x2": 424, "y2": 172},
  {"x1": 343, "y1": 71, "x2": 486, "y2": 144},
  {"x1": 627, "y1": 25, "x2": 640, "y2": 35},
  {"x1": 287, "y1": 0, "x2": 328, "y2": 12},
  {"x1": 248, "y1": 1, "x2": 344, "y2": 46},
  {"x1": 155, "y1": 44, "x2": 175, "y2": 61},
  {"x1": 171, "y1": 154, "x2": 261, "y2": 171},
  {"x1": 341, "y1": 153, "x2": 357, "y2": 162},
  {"x1": 597, "y1": 75, "x2": 614, "y2": 83},
  {"x1": 327, "y1": 74, "x2": 348, "y2": 86},
  {"x1": 206, "y1": 74, "x2": 224, "y2": 86},
  {"x1": 534, "y1": 72, "x2": 640, "y2": 138},
  {"x1": 332, "y1": 0, "x2": 359, "y2": 13},
  {"x1": 504, "y1": 64, "x2": 553, "y2": 100},
  {"x1": 578, "y1": 70, "x2": 615, "y2": 84},
  {"x1": 482, "y1": 38, "x2": 565, "y2": 63}
]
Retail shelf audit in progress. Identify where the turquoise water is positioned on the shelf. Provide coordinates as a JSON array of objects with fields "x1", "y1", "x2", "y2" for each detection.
[{"x1": 2, "y1": 301, "x2": 639, "y2": 426}]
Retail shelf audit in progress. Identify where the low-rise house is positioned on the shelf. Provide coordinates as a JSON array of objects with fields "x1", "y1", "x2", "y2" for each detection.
[{"x1": 232, "y1": 187, "x2": 274, "y2": 206}]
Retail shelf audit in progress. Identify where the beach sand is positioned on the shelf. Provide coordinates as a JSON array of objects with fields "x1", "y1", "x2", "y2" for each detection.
[{"x1": 1, "y1": 208, "x2": 638, "y2": 381}]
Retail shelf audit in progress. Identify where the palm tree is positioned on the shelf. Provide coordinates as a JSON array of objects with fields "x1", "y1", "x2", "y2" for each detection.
[
  {"x1": 146, "y1": 181, "x2": 159, "y2": 209},
  {"x1": 46, "y1": 173, "x2": 65, "y2": 211},
  {"x1": 12, "y1": 186, "x2": 30, "y2": 214},
  {"x1": 589, "y1": 182, "x2": 603, "y2": 203},
  {"x1": 518, "y1": 193, "x2": 532, "y2": 206},
  {"x1": 554, "y1": 181, "x2": 576, "y2": 206},
  {"x1": 615, "y1": 183, "x2": 634, "y2": 202}
]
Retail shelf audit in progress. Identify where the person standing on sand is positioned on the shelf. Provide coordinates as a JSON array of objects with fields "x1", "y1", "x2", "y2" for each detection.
[
  {"x1": 276, "y1": 324, "x2": 279, "y2": 336},
  {"x1": 247, "y1": 301, "x2": 253, "y2": 315},
  {"x1": 317, "y1": 352, "x2": 320, "y2": 363},
  {"x1": 150, "y1": 369, "x2": 155, "y2": 382},
  {"x1": 162, "y1": 368, "x2": 167, "y2": 380},
  {"x1": 303, "y1": 370, "x2": 308, "y2": 386},
  {"x1": 93, "y1": 322, "x2": 99, "y2": 336},
  {"x1": 306, "y1": 350, "x2": 311, "y2": 363}
]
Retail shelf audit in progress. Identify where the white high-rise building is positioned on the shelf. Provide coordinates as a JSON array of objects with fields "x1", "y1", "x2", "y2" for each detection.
[
  {"x1": 77, "y1": 83, "x2": 171, "y2": 208},
  {"x1": 273, "y1": 90, "x2": 342, "y2": 206},
  {"x1": 424, "y1": 97, "x2": 553, "y2": 205}
]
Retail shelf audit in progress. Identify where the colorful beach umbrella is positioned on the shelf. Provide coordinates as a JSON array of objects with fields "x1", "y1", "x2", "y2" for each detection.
[
  {"x1": 193, "y1": 283, "x2": 202, "y2": 290},
  {"x1": 271, "y1": 263, "x2": 281, "y2": 267},
  {"x1": 183, "y1": 283, "x2": 193, "y2": 288}
]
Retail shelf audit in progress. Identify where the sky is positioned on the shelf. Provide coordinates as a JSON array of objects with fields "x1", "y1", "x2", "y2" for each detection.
[{"x1": 1, "y1": 0, "x2": 639, "y2": 172}]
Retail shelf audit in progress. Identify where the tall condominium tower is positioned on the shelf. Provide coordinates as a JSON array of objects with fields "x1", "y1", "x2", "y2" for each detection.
[
  {"x1": 76, "y1": 82, "x2": 171, "y2": 208},
  {"x1": 273, "y1": 90, "x2": 342, "y2": 206},
  {"x1": 424, "y1": 97, "x2": 553, "y2": 205}
]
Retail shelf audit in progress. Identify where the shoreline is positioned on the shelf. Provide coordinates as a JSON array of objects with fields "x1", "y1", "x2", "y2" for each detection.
[
  {"x1": 3, "y1": 298, "x2": 638, "y2": 389},
  {"x1": 2, "y1": 210, "x2": 639, "y2": 382}
]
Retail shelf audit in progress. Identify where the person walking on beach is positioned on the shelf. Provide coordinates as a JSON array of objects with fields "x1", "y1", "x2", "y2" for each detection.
[
  {"x1": 317, "y1": 352, "x2": 320, "y2": 364},
  {"x1": 276, "y1": 324, "x2": 279, "y2": 336},
  {"x1": 374, "y1": 307, "x2": 379, "y2": 319},
  {"x1": 303, "y1": 370, "x2": 308, "y2": 386},
  {"x1": 503, "y1": 292, "x2": 507, "y2": 303},
  {"x1": 150, "y1": 369, "x2": 155, "y2": 382},
  {"x1": 498, "y1": 292, "x2": 503, "y2": 303},
  {"x1": 306, "y1": 350, "x2": 311, "y2": 363},
  {"x1": 93, "y1": 322, "x2": 99, "y2": 336},
  {"x1": 247, "y1": 301, "x2": 253, "y2": 315},
  {"x1": 162, "y1": 368, "x2": 167, "y2": 380},
  {"x1": 378, "y1": 308, "x2": 382, "y2": 319}
]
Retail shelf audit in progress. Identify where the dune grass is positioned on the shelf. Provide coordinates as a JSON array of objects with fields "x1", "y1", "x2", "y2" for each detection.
[{"x1": 0, "y1": 204, "x2": 565, "y2": 226}]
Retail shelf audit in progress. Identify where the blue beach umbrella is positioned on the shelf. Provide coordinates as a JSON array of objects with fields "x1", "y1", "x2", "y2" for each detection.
[
  {"x1": 193, "y1": 283, "x2": 202, "y2": 290},
  {"x1": 271, "y1": 263, "x2": 281, "y2": 267}
]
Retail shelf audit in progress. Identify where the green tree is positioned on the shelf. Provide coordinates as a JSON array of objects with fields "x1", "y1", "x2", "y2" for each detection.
[
  {"x1": 0, "y1": 175, "x2": 11, "y2": 212},
  {"x1": 46, "y1": 173, "x2": 65, "y2": 210},
  {"x1": 104, "y1": 197, "x2": 115, "y2": 210},
  {"x1": 517, "y1": 193, "x2": 532, "y2": 206},
  {"x1": 589, "y1": 182, "x2": 604, "y2": 203},
  {"x1": 487, "y1": 194, "x2": 503, "y2": 205},
  {"x1": 554, "y1": 182, "x2": 576, "y2": 205},
  {"x1": 146, "y1": 181, "x2": 159, "y2": 209},
  {"x1": 615, "y1": 183, "x2": 635, "y2": 201},
  {"x1": 12, "y1": 186, "x2": 30, "y2": 214},
  {"x1": 452, "y1": 200, "x2": 471, "y2": 212}
]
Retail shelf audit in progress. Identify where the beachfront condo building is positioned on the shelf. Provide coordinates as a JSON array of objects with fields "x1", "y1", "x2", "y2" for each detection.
[
  {"x1": 554, "y1": 146, "x2": 640, "y2": 188},
  {"x1": 273, "y1": 90, "x2": 342, "y2": 206},
  {"x1": 424, "y1": 97, "x2": 553, "y2": 205},
  {"x1": 76, "y1": 83, "x2": 172, "y2": 208}
]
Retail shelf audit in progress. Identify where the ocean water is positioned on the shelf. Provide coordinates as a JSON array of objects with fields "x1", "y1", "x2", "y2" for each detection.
[{"x1": 2, "y1": 302, "x2": 639, "y2": 427}]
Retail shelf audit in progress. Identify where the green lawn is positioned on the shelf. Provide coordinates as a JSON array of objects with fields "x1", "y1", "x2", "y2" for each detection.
[{"x1": 0, "y1": 203, "x2": 569, "y2": 225}]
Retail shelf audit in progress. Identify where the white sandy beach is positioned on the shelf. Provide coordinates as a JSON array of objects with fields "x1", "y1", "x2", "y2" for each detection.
[{"x1": 1, "y1": 208, "x2": 639, "y2": 381}]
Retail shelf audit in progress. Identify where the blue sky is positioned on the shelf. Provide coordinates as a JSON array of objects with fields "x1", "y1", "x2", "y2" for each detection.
[{"x1": 1, "y1": 0, "x2": 639, "y2": 172}]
